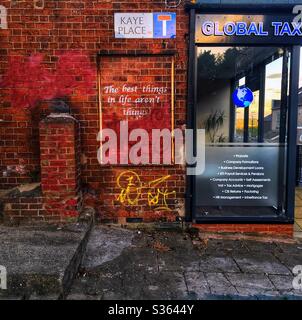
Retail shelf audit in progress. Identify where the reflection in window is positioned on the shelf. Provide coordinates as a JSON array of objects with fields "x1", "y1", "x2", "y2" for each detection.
[
  {"x1": 235, "y1": 77, "x2": 245, "y2": 142},
  {"x1": 196, "y1": 47, "x2": 286, "y2": 144},
  {"x1": 264, "y1": 57, "x2": 283, "y2": 142},
  {"x1": 196, "y1": 47, "x2": 233, "y2": 143},
  {"x1": 239, "y1": 77, "x2": 246, "y2": 87},
  {"x1": 235, "y1": 107, "x2": 244, "y2": 142},
  {"x1": 300, "y1": 47, "x2": 302, "y2": 89},
  {"x1": 298, "y1": 47, "x2": 302, "y2": 129},
  {"x1": 249, "y1": 90, "x2": 259, "y2": 142}
]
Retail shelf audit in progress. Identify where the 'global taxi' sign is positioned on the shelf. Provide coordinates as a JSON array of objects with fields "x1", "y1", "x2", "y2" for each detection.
[
  {"x1": 114, "y1": 12, "x2": 176, "y2": 39},
  {"x1": 202, "y1": 21, "x2": 302, "y2": 37},
  {"x1": 195, "y1": 14, "x2": 302, "y2": 45}
]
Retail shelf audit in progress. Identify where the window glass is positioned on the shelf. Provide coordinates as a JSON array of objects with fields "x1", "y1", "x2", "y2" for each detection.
[
  {"x1": 264, "y1": 57, "x2": 283, "y2": 142},
  {"x1": 249, "y1": 90, "x2": 259, "y2": 142},
  {"x1": 298, "y1": 48, "x2": 302, "y2": 129},
  {"x1": 195, "y1": 46, "x2": 289, "y2": 219}
]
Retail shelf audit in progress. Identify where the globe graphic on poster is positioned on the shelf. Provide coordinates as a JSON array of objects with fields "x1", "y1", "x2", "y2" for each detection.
[{"x1": 232, "y1": 87, "x2": 254, "y2": 108}]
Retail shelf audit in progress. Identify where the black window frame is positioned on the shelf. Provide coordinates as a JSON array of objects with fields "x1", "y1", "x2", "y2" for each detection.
[{"x1": 185, "y1": 4, "x2": 301, "y2": 224}]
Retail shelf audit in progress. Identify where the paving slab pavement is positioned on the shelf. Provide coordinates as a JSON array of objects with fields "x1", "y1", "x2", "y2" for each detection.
[
  {"x1": 68, "y1": 226, "x2": 302, "y2": 300},
  {"x1": 1, "y1": 223, "x2": 302, "y2": 300}
]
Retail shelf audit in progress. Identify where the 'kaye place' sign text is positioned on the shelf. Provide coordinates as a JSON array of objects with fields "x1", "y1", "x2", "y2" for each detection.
[{"x1": 114, "y1": 13, "x2": 176, "y2": 39}]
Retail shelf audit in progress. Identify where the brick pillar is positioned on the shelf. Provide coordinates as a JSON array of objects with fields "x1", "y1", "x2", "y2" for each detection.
[{"x1": 39, "y1": 114, "x2": 82, "y2": 221}]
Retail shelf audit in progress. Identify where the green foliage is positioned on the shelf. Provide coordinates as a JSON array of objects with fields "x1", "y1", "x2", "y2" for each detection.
[
  {"x1": 198, "y1": 47, "x2": 245, "y2": 80},
  {"x1": 204, "y1": 110, "x2": 225, "y2": 143}
]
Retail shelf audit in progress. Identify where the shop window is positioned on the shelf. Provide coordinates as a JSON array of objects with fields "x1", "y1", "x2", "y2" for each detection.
[{"x1": 195, "y1": 46, "x2": 290, "y2": 218}]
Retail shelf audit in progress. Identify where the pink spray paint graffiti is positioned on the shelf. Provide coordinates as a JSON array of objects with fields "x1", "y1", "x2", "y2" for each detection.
[{"x1": 0, "y1": 51, "x2": 96, "y2": 110}]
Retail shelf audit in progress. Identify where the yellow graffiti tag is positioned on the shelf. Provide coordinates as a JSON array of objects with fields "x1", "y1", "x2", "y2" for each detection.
[
  {"x1": 147, "y1": 175, "x2": 176, "y2": 211},
  {"x1": 116, "y1": 170, "x2": 142, "y2": 206},
  {"x1": 147, "y1": 189, "x2": 176, "y2": 211},
  {"x1": 116, "y1": 171, "x2": 176, "y2": 211}
]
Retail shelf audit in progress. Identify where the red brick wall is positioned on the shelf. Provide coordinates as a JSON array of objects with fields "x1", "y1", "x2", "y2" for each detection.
[
  {"x1": 194, "y1": 224, "x2": 294, "y2": 237},
  {"x1": 0, "y1": 0, "x2": 189, "y2": 222},
  {"x1": 2, "y1": 196, "x2": 45, "y2": 224},
  {"x1": 40, "y1": 114, "x2": 82, "y2": 219}
]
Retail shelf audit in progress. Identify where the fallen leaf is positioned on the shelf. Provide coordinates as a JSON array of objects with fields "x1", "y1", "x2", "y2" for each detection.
[{"x1": 152, "y1": 240, "x2": 171, "y2": 252}]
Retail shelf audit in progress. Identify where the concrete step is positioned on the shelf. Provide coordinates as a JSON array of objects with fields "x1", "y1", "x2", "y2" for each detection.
[{"x1": 0, "y1": 208, "x2": 94, "y2": 300}]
